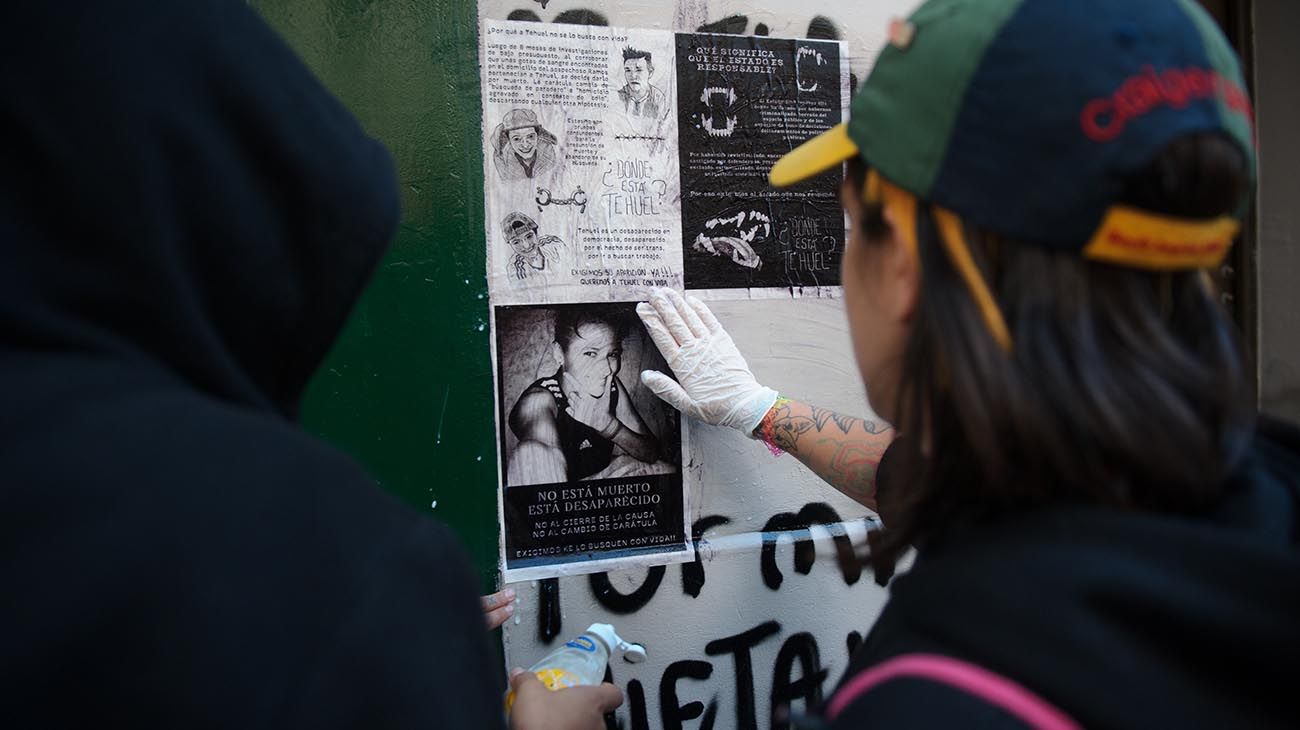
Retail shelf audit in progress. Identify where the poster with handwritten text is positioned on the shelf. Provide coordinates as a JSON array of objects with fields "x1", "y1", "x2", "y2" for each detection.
[
  {"x1": 482, "y1": 20, "x2": 683, "y2": 306},
  {"x1": 480, "y1": 19, "x2": 849, "y2": 579},
  {"x1": 677, "y1": 33, "x2": 848, "y2": 290}
]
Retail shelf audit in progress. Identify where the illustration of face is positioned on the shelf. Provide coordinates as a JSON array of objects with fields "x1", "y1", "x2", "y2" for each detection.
[
  {"x1": 623, "y1": 58, "x2": 651, "y2": 97},
  {"x1": 554, "y1": 322, "x2": 622, "y2": 398},
  {"x1": 508, "y1": 226, "x2": 539, "y2": 256},
  {"x1": 508, "y1": 127, "x2": 538, "y2": 159}
]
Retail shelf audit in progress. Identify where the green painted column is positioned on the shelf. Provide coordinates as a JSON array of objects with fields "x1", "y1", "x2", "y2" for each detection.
[{"x1": 249, "y1": 1, "x2": 498, "y2": 587}]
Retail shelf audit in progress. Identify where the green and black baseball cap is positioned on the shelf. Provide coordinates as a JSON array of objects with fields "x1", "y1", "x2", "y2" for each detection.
[{"x1": 771, "y1": 0, "x2": 1255, "y2": 349}]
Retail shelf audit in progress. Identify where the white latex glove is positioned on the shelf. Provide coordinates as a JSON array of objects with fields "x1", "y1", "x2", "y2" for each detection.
[{"x1": 636, "y1": 288, "x2": 778, "y2": 436}]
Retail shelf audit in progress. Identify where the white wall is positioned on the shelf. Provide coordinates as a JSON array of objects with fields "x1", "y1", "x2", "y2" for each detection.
[{"x1": 479, "y1": 2, "x2": 923, "y2": 727}]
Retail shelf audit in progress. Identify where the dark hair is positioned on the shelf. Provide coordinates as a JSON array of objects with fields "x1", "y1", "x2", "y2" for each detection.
[
  {"x1": 849, "y1": 133, "x2": 1254, "y2": 584},
  {"x1": 554, "y1": 308, "x2": 630, "y2": 350},
  {"x1": 622, "y1": 47, "x2": 653, "y2": 68}
]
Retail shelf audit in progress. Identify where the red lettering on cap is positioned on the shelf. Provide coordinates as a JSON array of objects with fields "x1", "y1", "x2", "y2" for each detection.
[
  {"x1": 1105, "y1": 229, "x2": 1227, "y2": 256},
  {"x1": 1080, "y1": 65, "x2": 1253, "y2": 142},
  {"x1": 1081, "y1": 99, "x2": 1122, "y2": 141},
  {"x1": 1158, "y1": 69, "x2": 1191, "y2": 108}
]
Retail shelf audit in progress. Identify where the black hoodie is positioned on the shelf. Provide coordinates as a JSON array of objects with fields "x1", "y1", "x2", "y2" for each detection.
[
  {"x1": 830, "y1": 419, "x2": 1300, "y2": 728},
  {"x1": 1, "y1": 2, "x2": 503, "y2": 727}
]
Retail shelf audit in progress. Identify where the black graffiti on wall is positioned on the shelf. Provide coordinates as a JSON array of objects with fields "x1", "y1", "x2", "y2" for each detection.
[
  {"x1": 537, "y1": 576, "x2": 563, "y2": 643},
  {"x1": 533, "y1": 502, "x2": 878, "y2": 642},
  {"x1": 498, "y1": 9, "x2": 861, "y2": 102},
  {"x1": 528, "y1": 502, "x2": 879, "y2": 728},
  {"x1": 503, "y1": 8, "x2": 843, "y2": 40},
  {"x1": 506, "y1": 8, "x2": 609, "y2": 25},
  {"x1": 590, "y1": 564, "x2": 667, "y2": 614},
  {"x1": 521, "y1": 499, "x2": 883, "y2": 729},
  {"x1": 602, "y1": 620, "x2": 852, "y2": 730},
  {"x1": 761, "y1": 503, "x2": 866, "y2": 590},
  {"x1": 683, "y1": 515, "x2": 732, "y2": 597}
]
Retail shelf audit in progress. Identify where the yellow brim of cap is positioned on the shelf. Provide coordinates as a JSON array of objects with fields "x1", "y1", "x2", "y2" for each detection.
[{"x1": 769, "y1": 123, "x2": 860, "y2": 188}]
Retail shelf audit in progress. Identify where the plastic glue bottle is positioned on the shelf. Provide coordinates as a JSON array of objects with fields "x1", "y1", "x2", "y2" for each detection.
[{"x1": 504, "y1": 623, "x2": 646, "y2": 714}]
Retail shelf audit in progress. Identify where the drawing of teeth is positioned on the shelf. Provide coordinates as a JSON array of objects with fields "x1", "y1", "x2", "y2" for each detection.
[
  {"x1": 796, "y1": 46, "x2": 826, "y2": 92},
  {"x1": 697, "y1": 210, "x2": 771, "y2": 269},
  {"x1": 701, "y1": 116, "x2": 737, "y2": 137},
  {"x1": 705, "y1": 212, "x2": 746, "y2": 230},
  {"x1": 738, "y1": 221, "x2": 770, "y2": 243},
  {"x1": 693, "y1": 233, "x2": 762, "y2": 270},
  {"x1": 699, "y1": 86, "x2": 739, "y2": 138},
  {"x1": 700, "y1": 86, "x2": 738, "y2": 106}
]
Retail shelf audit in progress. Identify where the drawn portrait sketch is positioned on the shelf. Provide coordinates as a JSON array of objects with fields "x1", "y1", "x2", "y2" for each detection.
[
  {"x1": 491, "y1": 108, "x2": 558, "y2": 181},
  {"x1": 502, "y1": 212, "x2": 567, "y2": 284},
  {"x1": 618, "y1": 47, "x2": 670, "y2": 128}
]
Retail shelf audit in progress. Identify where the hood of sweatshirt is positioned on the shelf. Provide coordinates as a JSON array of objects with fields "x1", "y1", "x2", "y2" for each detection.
[
  {"x1": 0, "y1": 5, "x2": 507, "y2": 728},
  {"x1": 0, "y1": 0, "x2": 398, "y2": 421}
]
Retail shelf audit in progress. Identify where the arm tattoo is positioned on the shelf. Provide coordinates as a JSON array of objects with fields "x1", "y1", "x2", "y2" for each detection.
[
  {"x1": 810, "y1": 406, "x2": 857, "y2": 435},
  {"x1": 757, "y1": 400, "x2": 891, "y2": 462},
  {"x1": 818, "y1": 436, "x2": 882, "y2": 499},
  {"x1": 766, "y1": 400, "x2": 814, "y2": 453}
]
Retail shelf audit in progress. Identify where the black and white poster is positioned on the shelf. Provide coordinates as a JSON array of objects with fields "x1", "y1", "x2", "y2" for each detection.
[
  {"x1": 494, "y1": 302, "x2": 688, "y2": 577},
  {"x1": 677, "y1": 34, "x2": 848, "y2": 291},
  {"x1": 479, "y1": 19, "x2": 848, "y2": 578},
  {"x1": 482, "y1": 21, "x2": 684, "y2": 305}
]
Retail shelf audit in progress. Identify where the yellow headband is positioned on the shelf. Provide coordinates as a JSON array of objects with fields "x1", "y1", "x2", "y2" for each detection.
[
  {"x1": 866, "y1": 170, "x2": 1013, "y2": 352},
  {"x1": 861, "y1": 170, "x2": 1240, "y2": 354}
]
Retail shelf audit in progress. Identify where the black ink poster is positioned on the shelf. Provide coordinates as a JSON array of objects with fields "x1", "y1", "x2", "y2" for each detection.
[
  {"x1": 676, "y1": 34, "x2": 847, "y2": 290},
  {"x1": 479, "y1": 20, "x2": 850, "y2": 580},
  {"x1": 494, "y1": 302, "x2": 688, "y2": 577}
]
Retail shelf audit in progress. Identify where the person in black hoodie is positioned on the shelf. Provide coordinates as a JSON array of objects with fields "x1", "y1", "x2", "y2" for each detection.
[
  {"x1": 635, "y1": 0, "x2": 1300, "y2": 727},
  {"x1": 0, "y1": 1, "x2": 618, "y2": 728}
]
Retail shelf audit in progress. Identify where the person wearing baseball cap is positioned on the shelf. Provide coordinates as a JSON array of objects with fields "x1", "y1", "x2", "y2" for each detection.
[
  {"x1": 501, "y1": 211, "x2": 567, "y2": 283},
  {"x1": 638, "y1": 0, "x2": 1298, "y2": 726},
  {"x1": 492, "y1": 108, "x2": 559, "y2": 181}
]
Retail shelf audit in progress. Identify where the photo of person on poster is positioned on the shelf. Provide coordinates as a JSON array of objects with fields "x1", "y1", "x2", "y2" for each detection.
[
  {"x1": 499, "y1": 304, "x2": 678, "y2": 488},
  {"x1": 491, "y1": 108, "x2": 558, "y2": 180}
]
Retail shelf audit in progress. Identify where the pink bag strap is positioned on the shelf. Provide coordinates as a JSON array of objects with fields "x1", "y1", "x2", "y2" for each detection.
[{"x1": 826, "y1": 653, "x2": 1081, "y2": 730}]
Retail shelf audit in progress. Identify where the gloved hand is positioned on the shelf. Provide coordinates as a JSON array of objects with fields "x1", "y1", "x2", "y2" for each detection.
[{"x1": 636, "y1": 288, "x2": 778, "y2": 436}]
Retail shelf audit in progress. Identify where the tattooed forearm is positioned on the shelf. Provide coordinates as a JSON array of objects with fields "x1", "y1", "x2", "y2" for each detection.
[
  {"x1": 756, "y1": 398, "x2": 895, "y2": 509},
  {"x1": 764, "y1": 399, "x2": 814, "y2": 453},
  {"x1": 810, "y1": 406, "x2": 856, "y2": 434},
  {"x1": 819, "y1": 436, "x2": 889, "y2": 501},
  {"x1": 810, "y1": 407, "x2": 889, "y2": 435}
]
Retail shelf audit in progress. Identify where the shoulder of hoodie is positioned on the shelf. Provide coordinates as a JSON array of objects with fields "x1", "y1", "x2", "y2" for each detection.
[
  {"x1": 3, "y1": 378, "x2": 502, "y2": 726},
  {"x1": 4, "y1": 376, "x2": 475, "y2": 601}
]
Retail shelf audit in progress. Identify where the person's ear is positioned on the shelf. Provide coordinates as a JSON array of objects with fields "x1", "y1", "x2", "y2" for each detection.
[{"x1": 551, "y1": 342, "x2": 564, "y2": 367}]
